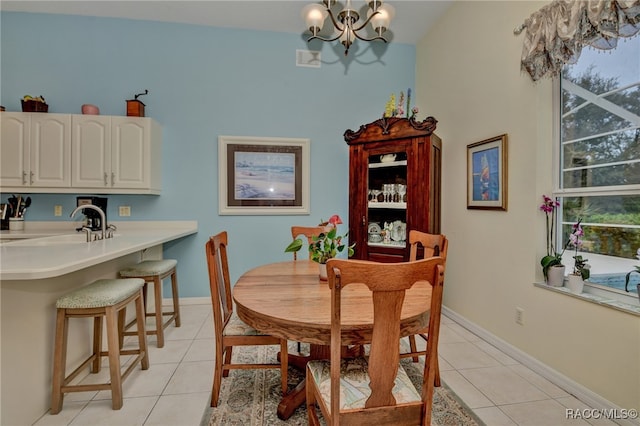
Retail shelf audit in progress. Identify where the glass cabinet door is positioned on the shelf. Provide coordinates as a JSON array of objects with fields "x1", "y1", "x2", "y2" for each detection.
[{"x1": 366, "y1": 150, "x2": 408, "y2": 252}]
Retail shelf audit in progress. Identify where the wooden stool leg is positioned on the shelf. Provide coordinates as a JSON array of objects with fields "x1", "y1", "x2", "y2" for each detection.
[
  {"x1": 134, "y1": 290, "x2": 150, "y2": 370},
  {"x1": 118, "y1": 308, "x2": 126, "y2": 349},
  {"x1": 153, "y1": 277, "x2": 164, "y2": 348},
  {"x1": 171, "y1": 270, "x2": 181, "y2": 327},
  {"x1": 105, "y1": 305, "x2": 124, "y2": 410},
  {"x1": 91, "y1": 316, "x2": 103, "y2": 373},
  {"x1": 50, "y1": 309, "x2": 68, "y2": 415}
]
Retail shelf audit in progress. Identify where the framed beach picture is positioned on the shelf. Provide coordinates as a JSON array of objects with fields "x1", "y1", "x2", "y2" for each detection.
[
  {"x1": 467, "y1": 134, "x2": 508, "y2": 211},
  {"x1": 218, "y1": 136, "x2": 310, "y2": 215}
]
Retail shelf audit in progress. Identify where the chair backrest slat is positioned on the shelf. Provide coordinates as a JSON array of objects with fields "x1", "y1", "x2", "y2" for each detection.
[
  {"x1": 291, "y1": 225, "x2": 326, "y2": 260},
  {"x1": 409, "y1": 230, "x2": 448, "y2": 261}
]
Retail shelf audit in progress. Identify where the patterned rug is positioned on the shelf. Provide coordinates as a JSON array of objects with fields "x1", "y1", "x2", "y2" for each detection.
[{"x1": 201, "y1": 343, "x2": 482, "y2": 426}]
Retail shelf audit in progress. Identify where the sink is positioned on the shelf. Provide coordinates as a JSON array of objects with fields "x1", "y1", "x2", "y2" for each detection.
[{"x1": 6, "y1": 233, "x2": 120, "y2": 247}]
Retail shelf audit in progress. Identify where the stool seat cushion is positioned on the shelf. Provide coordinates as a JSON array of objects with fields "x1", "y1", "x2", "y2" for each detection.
[
  {"x1": 56, "y1": 278, "x2": 145, "y2": 309},
  {"x1": 120, "y1": 259, "x2": 178, "y2": 277}
]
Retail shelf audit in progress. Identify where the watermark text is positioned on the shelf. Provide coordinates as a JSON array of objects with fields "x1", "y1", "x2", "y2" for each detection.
[{"x1": 566, "y1": 408, "x2": 638, "y2": 420}]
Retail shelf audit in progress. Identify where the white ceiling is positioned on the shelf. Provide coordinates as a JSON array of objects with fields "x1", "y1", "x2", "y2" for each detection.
[{"x1": 1, "y1": 1, "x2": 453, "y2": 45}]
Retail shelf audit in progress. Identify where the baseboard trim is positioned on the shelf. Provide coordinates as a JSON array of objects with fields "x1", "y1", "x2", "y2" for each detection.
[{"x1": 442, "y1": 306, "x2": 639, "y2": 426}]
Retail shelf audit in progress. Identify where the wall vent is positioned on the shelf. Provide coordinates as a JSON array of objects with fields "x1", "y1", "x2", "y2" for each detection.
[{"x1": 296, "y1": 49, "x2": 321, "y2": 68}]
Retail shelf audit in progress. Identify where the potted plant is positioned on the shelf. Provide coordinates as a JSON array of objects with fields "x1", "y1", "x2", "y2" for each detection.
[
  {"x1": 624, "y1": 248, "x2": 640, "y2": 303},
  {"x1": 565, "y1": 220, "x2": 590, "y2": 294},
  {"x1": 285, "y1": 214, "x2": 355, "y2": 280},
  {"x1": 539, "y1": 195, "x2": 566, "y2": 286}
]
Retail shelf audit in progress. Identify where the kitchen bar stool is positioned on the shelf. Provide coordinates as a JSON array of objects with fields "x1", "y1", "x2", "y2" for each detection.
[
  {"x1": 50, "y1": 278, "x2": 149, "y2": 414},
  {"x1": 119, "y1": 259, "x2": 181, "y2": 348}
]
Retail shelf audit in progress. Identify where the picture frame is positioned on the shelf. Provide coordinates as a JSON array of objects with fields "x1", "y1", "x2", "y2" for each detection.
[
  {"x1": 218, "y1": 135, "x2": 310, "y2": 215},
  {"x1": 467, "y1": 134, "x2": 508, "y2": 211}
]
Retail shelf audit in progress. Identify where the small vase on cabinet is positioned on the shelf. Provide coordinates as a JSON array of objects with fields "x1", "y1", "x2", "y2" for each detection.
[
  {"x1": 565, "y1": 274, "x2": 584, "y2": 294},
  {"x1": 546, "y1": 265, "x2": 565, "y2": 287}
]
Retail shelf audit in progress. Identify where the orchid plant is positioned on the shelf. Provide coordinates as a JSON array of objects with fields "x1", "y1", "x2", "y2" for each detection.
[
  {"x1": 624, "y1": 248, "x2": 640, "y2": 292},
  {"x1": 568, "y1": 220, "x2": 590, "y2": 280},
  {"x1": 285, "y1": 215, "x2": 355, "y2": 264},
  {"x1": 539, "y1": 195, "x2": 564, "y2": 279}
]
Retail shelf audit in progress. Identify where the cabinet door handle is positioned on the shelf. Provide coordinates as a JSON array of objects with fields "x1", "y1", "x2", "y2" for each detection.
[
  {"x1": 362, "y1": 215, "x2": 366, "y2": 226},
  {"x1": 104, "y1": 173, "x2": 108, "y2": 186},
  {"x1": 111, "y1": 172, "x2": 115, "y2": 186},
  {"x1": 22, "y1": 171, "x2": 27, "y2": 185},
  {"x1": 30, "y1": 171, "x2": 34, "y2": 185}
]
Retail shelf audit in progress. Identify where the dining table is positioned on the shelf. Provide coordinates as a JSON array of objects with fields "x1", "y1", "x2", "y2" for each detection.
[{"x1": 232, "y1": 259, "x2": 433, "y2": 420}]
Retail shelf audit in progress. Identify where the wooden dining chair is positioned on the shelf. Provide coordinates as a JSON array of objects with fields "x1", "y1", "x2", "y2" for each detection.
[
  {"x1": 306, "y1": 257, "x2": 446, "y2": 426},
  {"x1": 290, "y1": 225, "x2": 326, "y2": 260},
  {"x1": 401, "y1": 230, "x2": 448, "y2": 386},
  {"x1": 206, "y1": 231, "x2": 288, "y2": 407}
]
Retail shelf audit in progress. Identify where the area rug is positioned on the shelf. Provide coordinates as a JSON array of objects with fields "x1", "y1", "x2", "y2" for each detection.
[{"x1": 201, "y1": 343, "x2": 482, "y2": 426}]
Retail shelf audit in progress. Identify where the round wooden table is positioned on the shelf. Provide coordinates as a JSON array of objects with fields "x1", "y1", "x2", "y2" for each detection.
[{"x1": 233, "y1": 260, "x2": 432, "y2": 419}]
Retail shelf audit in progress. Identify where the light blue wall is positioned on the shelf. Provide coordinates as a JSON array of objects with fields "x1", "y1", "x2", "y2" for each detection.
[{"x1": 1, "y1": 12, "x2": 417, "y2": 296}]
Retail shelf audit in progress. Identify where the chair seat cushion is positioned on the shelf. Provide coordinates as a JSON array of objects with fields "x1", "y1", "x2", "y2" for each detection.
[
  {"x1": 120, "y1": 259, "x2": 178, "y2": 277},
  {"x1": 223, "y1": 311, "x2": 270, "y2": 337},
  {"x1": 307, "y1": 357, "x2": 421, "y2": 412},
  {"x1": 56, "y1": 278, "x2": 145, "y2": 309}
]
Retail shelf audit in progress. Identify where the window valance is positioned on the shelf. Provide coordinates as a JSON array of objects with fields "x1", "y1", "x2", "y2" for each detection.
[{"x1": 515, "y1": 0, "x2": 640, "y2": 81}]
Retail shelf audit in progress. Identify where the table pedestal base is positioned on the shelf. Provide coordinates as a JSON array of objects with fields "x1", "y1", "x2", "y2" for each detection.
[{"x1": 276, "y1": 344, "x2": 363, "y2": 420}]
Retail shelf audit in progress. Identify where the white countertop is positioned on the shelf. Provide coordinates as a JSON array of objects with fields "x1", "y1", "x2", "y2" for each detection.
[{"x1": 0, "y1": 221, "x2": 197, "y2": 280}]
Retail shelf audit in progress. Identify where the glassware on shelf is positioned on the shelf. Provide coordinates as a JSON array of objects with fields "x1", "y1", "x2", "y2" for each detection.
[
  {"x1": 370, "y1": 189, "x2": 381, "y2": 203},
  {"x1": 397, "y1": 184, "x2": 407, "y2": 203}
]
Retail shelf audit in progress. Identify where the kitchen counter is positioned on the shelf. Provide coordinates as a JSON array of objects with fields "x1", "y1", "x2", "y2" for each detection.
[
  {"x1": 0, "y1": 220, "x2": 197, "y2": 426},
  {"x1": 0, "y1": 221, "x2": 197, "y2": 280}
]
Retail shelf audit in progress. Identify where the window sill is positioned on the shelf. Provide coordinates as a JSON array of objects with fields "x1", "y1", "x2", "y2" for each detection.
[{"x1": 534, "y1": 282, "x2": 640, "y2": 317}]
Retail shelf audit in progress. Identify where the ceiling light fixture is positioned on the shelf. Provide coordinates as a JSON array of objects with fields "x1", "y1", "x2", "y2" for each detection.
[{"x1": 302, "y1": 0, "x2": 395, "y2": 56}]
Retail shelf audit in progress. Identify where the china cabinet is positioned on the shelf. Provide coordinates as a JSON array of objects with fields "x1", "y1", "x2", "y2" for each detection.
[
  {"x1": 0, "y1": 112, "x2": 71, "y2": 188},
  {"x1": 345, "y1": 116, "x2": 441, "y2": 262}
]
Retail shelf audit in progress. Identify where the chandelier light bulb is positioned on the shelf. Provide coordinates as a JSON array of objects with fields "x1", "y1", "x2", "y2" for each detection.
[
  {"x1": 302, "y1": 3, "x2": 328, "y2": 33},
  {"x1": 369, "y1": 3, "x2": 395, "y2": 34}
]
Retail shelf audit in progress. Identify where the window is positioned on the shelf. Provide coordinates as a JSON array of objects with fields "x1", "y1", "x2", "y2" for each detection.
[{"x1": 557, "y1": 37, "x2": 640, "y2": 296}]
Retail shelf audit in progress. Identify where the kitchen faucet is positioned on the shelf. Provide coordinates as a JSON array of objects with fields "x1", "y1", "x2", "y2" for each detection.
[{"x1": 70, "y1": 204, "x2": 107, "y2": 240}]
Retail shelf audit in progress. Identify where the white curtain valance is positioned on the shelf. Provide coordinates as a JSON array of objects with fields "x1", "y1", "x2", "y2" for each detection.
[{"x1": 516, "y1": 0, "x2": 640, "y2": 81}]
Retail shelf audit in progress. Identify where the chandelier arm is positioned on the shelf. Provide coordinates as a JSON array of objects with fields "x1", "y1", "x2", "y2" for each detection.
[
  {"x1": 307, "y1": 31, "x2": 346, "y2": 44},
  {"x1": 325, "y1": 8, "x2": 346, "y2": 32},
  {"x1": 351, "y1": 10, "x2": 379, "y2": 32},
  {"x1": 352, "y1": 32, "x2": 388, "y2": 43}
]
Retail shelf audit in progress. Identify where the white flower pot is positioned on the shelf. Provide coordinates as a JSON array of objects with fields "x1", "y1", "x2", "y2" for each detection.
[
  {"x1": 566, "y1": 274, "x2": 584, "y2": 294},
  {"x1": 319, "y1": 263, "x2": 328, "y2": 281},
  {"x1": 546, "y1": 265, "x2": 565, "y2": 287}
]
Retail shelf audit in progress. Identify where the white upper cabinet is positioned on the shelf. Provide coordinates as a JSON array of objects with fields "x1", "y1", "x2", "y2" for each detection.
[
  {"x1": 1, "y1": 112, "x2": 71, "y2": 188},
  {"x1": 1, "y1": 112, "x2": 30, "y2": 187},
  {"x1": 2, "y1": 112, "x2": 161, "y2": 194},
  {"x1": 111, "y1": 117, "x2": 161, "y2": 192}
]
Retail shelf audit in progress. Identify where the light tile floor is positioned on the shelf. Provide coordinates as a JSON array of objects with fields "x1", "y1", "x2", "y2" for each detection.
[{"x1": 33, "y1": 302, "x2": 615, "y2": 426}]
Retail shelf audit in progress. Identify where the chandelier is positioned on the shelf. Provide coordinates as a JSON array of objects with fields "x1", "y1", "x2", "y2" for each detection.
[{"x1": 301, "y1": 0, "x2": 395, "y2": 56}]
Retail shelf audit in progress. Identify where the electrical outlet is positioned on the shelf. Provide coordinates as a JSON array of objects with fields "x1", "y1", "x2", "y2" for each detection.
[
  {"x1": 54, "y1": 205, "x2": 63, "y2": 216},
  {"x1": 119, "y1": 206, "x2": 131, "y2": 217},
  {"x1": 515, "y1": 307, "x2": 524, "y2": 325}
]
